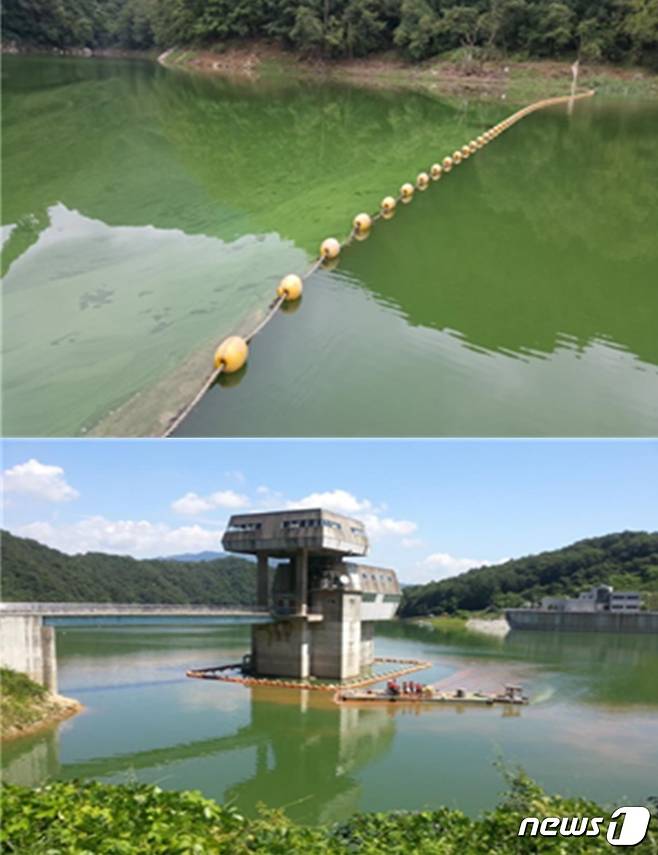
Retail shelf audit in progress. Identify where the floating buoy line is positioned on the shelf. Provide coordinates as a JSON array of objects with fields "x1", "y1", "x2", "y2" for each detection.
[{"x1": 162, "y1": 88, "x2": 594, "y2": 437}]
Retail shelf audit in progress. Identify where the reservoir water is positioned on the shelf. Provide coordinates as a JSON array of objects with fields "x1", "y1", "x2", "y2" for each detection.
[
  {"x1": 3, "y1": 56, "x2": 658, "y2": 437},
  {"x1": 3, "y1": 623, "x2": 657, "y2": 823}
]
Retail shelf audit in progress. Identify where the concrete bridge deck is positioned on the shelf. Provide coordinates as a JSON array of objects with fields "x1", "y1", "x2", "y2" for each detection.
[
  {"x1": 0, "y1": 602, "x2": 272, "y2": 626},
  {"x1": 0, "y1": 603, "x2": 272, "y2": 691}
]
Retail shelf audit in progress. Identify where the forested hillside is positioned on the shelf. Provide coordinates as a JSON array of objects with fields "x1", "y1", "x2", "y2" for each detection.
[
  {"x1": 400, "y1": 531, "x2": 658, "y2": 615},
  {"x1": 3, "y1": 0, "x2": 657, "y2": 68},
  {"x1": 1, "y1": 530, "x2": 257, "y2": 604}
]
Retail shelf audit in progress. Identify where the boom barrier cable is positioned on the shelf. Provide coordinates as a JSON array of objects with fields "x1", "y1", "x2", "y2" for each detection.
[{"x1": 161, "y1": 88, "x2": 595, "y2": 437}]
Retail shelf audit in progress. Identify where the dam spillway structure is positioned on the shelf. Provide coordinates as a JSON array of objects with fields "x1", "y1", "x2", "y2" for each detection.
[{"x1": 222, "y1": 509, "x2": 402, "y2": 681}]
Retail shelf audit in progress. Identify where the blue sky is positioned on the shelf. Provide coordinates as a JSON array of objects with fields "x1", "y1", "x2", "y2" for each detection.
[{"x1": 2, "y1": 439, "x2": 656, "y2": 584}]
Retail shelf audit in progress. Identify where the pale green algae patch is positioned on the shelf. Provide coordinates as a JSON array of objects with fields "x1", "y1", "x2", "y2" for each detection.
[{"x1": 1, "y1": 55, "x2": 507, "y2": 436}]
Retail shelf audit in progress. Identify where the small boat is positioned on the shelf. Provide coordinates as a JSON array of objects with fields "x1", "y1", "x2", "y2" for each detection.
[{"x1": 336, "y1": 683, "x2": 528, "y2": 706}]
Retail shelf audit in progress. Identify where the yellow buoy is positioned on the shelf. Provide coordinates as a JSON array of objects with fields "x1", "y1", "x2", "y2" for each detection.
[
  {"x1": 477, "y1": 135, "x2": 485, "y2": 146},
  {"x1": 416, "y1": 171, "x2": 430, "y2": 190},
  {"x1": 320, "y1": 237, "x2": 341, "y2": 259},
  {"x1": 277, "y1": 273, "x2": 303, "y2": 301},
  {"x1": 381, "y1": 208, "x2": 396, "y2": 221},
  {"x1": 354, "y1": 228, "x2": 371, "y2": 242},
  {"x1": 442, "y1": 156, "x2": 453, "y2": 172},
  {"x1": 381, "y1": 195, "x2": 396, "y2": 213},
  {"x1": 353, "y1": 212, "x2": 372, "y2": 234},
  {"x1": 430, "y1": 163, "x2": 443, "y2": 180},
  {"x1": 453, "y1": 150, "x2": 463, "y2": 164},
  {"x1": 469, "y1": 141, "x2": 478, "y2": 154},
  {"x1": 400, "y1": 182, "x2": 414, "y2": 201},
  {"x1": 461, "y1": 144, "x2": 470, "y2": 158},
  {"x1": 214, "y1": 336, "x2": 248, "y2": 373}
]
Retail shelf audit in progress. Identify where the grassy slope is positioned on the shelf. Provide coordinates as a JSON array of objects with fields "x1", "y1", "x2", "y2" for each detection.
[{"x1": 0, "y1": 668, "x2": 79, "y2": 739}]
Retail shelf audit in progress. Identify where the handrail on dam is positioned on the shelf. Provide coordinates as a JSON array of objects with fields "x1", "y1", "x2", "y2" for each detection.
[
  {"x1": 0, "y1": 602, "x2": 270, "y2": 616},
  {"x1": 161, "y1": 88, "x2": 595, "y2": 437}
]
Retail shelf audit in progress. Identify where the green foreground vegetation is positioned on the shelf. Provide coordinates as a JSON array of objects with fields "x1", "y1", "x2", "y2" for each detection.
[
  {"x1": 3, "y1": 0, "x2": 657, "y2": 69},
  {"x1": 400, "y1": 531, "x2": 658, "y2": 616},
  {"x1": 1, "y1": 530, "x2": 257, "y2": 604},
  {"x1": 2, "y1": 773, "x2": 656, "y2": 853}
]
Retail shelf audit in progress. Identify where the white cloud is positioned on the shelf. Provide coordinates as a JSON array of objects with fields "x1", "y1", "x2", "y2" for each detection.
[
  {"x1": 171, "y1": 492, "x2": 213, "y2": 515},
  {"x1": 14, "y1": 516, "x2": 222, "y2": 559},
  {"x1": 2, "y1": 458, "x2": 79, "y2": 503},
  {"x1": 209, "y1": 490, "x2": 250, "y2": 508},
  {"x1": 290, "y1": 489, "x2": 372, "y2": 515},
  {"x1": 288, "y1": 489, "x2": 416, "y2": 541},
  {"x1": 401, "y1": 538, "x2": 423, "y2": 549},
  {"x1": 410, "y1": 552, "x2": 508, "y2": 584},
  {"x1": 171, "y1": 489, "x2": 249, "y2": 515},
  {"x1": 361, "y1": 513, "x2": 417, "y2": 537}
]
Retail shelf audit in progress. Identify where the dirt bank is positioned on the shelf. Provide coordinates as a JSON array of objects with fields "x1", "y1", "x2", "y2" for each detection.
[{"x1": 1, "y1": 692, "x2": 83, "y2": 741}]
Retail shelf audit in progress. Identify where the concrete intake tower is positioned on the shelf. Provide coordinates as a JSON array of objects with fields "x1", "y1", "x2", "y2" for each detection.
[{"x1": 222, "y1": 509, "x2": 401, "y2": 681}]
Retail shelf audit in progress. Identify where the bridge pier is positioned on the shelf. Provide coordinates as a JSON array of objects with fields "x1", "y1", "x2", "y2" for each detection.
[{"x1": 0, "y1": 614, "x2": 57, "y2": 692}]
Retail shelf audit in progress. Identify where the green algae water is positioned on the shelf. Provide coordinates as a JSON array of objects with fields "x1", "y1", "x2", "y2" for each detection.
[
  {"x1": 3, "y1": 55, "x2": 658, "y2": 436},
  {"x1": 2, "y1": 623, "x2": 657, "y2": 823}
]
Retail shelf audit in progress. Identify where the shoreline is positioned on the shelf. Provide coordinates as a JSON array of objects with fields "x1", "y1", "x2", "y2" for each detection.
[
  {"x1": 3, "y1": 40, "x2": 656, "y2": 99},
  {"x1": 155, "y1": 44, "x2": 657, "y2": 100},
  {"x1": 160, "y1": 44, "x2": 658, "y2": 99},
  {"x1": 465, "y1": 617, "x2": 510, "y2": 638},
  {"x1": 1, "y1": 693, "x2": 83, "y2": 742},
  {"x1": 412, "y1": 615, "x2": 510, "y2": 639}
]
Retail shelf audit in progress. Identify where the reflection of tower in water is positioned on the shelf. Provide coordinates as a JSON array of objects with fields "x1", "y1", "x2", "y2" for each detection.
[
  {"x1": 224, "y1": 686, "x2": 396, "y2": 824},
  {"x1": 4, "y1": 684, "x2": 397, "y2": 826}
]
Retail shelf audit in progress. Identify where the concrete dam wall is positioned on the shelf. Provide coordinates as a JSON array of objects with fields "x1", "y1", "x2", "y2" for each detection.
[{"x1": 506, "y1": 609, "x2": 658, "y2": 633}]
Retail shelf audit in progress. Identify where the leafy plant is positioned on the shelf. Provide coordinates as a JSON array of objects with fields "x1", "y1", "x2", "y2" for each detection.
[{"x1": 1, "y1": 774, "x2": 656, "y2": 853}]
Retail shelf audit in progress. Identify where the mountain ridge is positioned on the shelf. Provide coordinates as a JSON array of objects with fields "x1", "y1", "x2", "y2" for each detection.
[
  {"x1": 400, "y1": 531, "x2": 658, "y2": 616},
  {"x1": 1, "y1": 530, "x2": 257, "y2": 605}
]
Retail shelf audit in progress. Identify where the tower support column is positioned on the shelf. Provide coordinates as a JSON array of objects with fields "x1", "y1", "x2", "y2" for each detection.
[
  {"x1": 256, "y1": 553, "x2": 269, "y2": 609},
  {"x1": 296, "y1": 549, "x2": 308, "y2": 616}
]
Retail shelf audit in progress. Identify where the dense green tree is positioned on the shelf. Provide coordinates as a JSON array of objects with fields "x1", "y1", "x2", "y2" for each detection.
[
  {"x1": 623, "y1": 0, "x2": 658, "y2": 66},
  {"x1": 394, "y1": 0, "x2": 440, "y2": 60},
  {"x1": 290, "y1": 4, "x2": 325, "y2": 54},
  {"x1": 115, "y1": 0, "x2": 156, "y2": 48},
  {"x1": 527, "y1": 1, "x2": 575, "y2": 55},
  {"x1": 480, "y1": 0, "x2": 531, "y2": 52},
  {"x1": 343, "y1": 0, "x2": 389, "y2": 56},
  {"x1": 3, "y1": 0, "x2": 657, "y2": 67}
]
